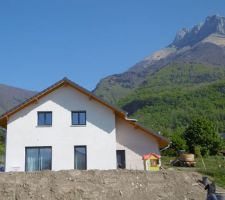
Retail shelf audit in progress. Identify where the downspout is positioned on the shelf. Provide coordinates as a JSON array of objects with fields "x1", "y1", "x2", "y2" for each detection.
[
  {"x1": 160, "y1": 142, "x2": 172, "y2": 152},
  {"x1": 159, "y1": 142, "x2": 171, "y2": 167},
  {"x1": 125, "y1": 112, "x2": 138, "y2": 122},
  {"x1": 125, "y1": 117, "x2": 138, "y2": 122}
]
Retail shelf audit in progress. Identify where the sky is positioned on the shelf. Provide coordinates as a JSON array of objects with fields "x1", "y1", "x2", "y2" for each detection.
[{"x1": 0, "y1": 0, "x2": 225, "y2": 91}]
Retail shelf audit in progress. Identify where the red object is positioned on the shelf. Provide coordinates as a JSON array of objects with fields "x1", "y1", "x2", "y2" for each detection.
[{"x1": 142, "y1": 153, "x2": 161, "y2": 160}]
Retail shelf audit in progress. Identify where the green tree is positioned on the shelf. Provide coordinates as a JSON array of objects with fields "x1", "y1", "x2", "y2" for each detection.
[
  {"x1": 183, "y1": 118, "x2": 224, "y2": 156},
  {"x1": 170, "y1": 132, "x2": 187, "y2": 153},
  {"x1": 162, "y1": 130, "x2": 187, "y2": 156}
]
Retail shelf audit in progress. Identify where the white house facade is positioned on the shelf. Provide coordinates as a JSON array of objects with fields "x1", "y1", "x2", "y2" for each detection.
[{"x1": 0, "y1": 78, "x2": 169, "y2": 172}]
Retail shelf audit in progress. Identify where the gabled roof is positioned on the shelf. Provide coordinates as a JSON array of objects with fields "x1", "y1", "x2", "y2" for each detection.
[
  {"x1": 143, "y1": 153, "x2": 161, "y2": 160},
  {"x1": 0, "y1": 77, "x2": 169, "y2": 148}
]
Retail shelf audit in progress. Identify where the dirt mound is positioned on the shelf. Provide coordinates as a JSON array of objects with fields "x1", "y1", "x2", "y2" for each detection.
[{"x1": 0, "y1": 170, "x2": 206, "y2": 200}]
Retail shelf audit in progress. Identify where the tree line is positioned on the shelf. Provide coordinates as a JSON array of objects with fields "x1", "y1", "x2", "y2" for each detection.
[{"x1": 164, "y1": 118, "x2": 225, "y2": 156}]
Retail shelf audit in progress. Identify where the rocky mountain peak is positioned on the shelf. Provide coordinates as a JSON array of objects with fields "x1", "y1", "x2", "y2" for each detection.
[
  {"x1": 170, "y1": 15, "x2": 225, "y2": 48},
  {"x1": 204, "y1": 15, "x2": 225, "y2": 34},
  {"x1": 174, "y1": 28, "x2": 190, "y2": 42},
  {"x1": 94, "y1": 15, "x2": 225, "y2": 104}
]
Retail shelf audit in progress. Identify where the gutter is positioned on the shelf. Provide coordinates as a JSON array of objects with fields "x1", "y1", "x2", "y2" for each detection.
[{"x1": 124, "y1": 113, "x2": 170, "y2": 148}]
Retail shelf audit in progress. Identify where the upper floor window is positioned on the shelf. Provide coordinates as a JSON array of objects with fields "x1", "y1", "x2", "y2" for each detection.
[
  {"x1": 38, "y1": 112, "x2": 52, "y2": 126},
  {"x1": 72, "y1": 111, "x2": 86, "y2": 125}
]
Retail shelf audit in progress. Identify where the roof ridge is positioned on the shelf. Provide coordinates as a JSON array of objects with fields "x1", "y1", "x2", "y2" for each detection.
[{"x1": 0, "y1": 78, "x2": 169, "y2": 148}]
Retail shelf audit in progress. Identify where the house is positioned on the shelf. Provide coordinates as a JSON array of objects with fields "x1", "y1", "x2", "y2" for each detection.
[{"x1": 0, "y1": 78, "x2": 169, "y2": 172}]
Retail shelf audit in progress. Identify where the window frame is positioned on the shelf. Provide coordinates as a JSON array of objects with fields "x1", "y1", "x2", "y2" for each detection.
[
  {"x1": 71, "y1": 111, "x2": 87, "y2": 126},
  {"x1": 37, "y1": 111, "x2": 52, "y2": 126},
  {"x1": 25, "y1": 146, "x2": 52, "y2": 172},
  {"x1": 74, "y1": 145, "x2": 87, "y2": 170}
]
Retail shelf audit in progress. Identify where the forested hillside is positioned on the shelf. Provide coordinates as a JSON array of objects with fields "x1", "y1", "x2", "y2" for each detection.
[{"x1": 118, "y1": 63, "x2": 225, "y2": 134}]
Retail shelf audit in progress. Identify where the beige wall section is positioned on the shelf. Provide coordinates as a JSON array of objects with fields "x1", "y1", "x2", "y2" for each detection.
[{"x1": 116, "y1": 117, "x2": 160, "y2": 170}]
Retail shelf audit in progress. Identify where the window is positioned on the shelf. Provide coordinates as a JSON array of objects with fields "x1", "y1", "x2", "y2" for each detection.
[
  {"x1": 74, "y1": 146, "x2": 87, "y2": 170},
  {"x1": 25, "y1": 147, "x2": 52, "y2": 172},
  {"x1": 38, "y1": 112, "x2": 52, "y2": 126},
  {"x1": 72, "y1": 111, "x2": 86, "y2": 125},
  {"x1": 116, "y1": 150, "x2": 126, "y2": 169}
]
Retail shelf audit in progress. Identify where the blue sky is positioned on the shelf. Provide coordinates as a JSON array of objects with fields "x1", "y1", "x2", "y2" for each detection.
[{"x1": 0, "y1": 0, "x2": 225, "y2": 91}]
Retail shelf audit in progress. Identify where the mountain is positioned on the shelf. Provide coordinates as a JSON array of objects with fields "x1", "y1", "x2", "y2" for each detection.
[
  {"x1": 93, "y1": 15, "x2": 225, "y2": 133},
  {"x1": 94, "y1": 15, "x2": 225, "y2": 104},
  {"x1": 0, "y1": 84, "x2": 36, "y2": 115}
]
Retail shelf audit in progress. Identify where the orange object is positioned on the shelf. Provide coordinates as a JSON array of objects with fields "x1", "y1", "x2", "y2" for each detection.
[{"x1": 143, "y1": 153, "x2": 161, "y2": 160}]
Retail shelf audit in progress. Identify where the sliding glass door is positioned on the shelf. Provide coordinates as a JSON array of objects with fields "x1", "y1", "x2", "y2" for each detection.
[
  {"x1": 25, "y1": 147, "x2": 52, "y2": 172},
  {"x1": 74, "y1": 146, "x2": 87, "y2": 170},
  {"x1": 25, "y1": 148, "x2": 39, "y2": 171}
]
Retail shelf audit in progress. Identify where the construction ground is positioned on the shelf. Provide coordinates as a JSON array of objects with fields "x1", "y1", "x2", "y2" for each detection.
[{"x1": 0, "y1": 169, "x2": 217, "y2": 200}]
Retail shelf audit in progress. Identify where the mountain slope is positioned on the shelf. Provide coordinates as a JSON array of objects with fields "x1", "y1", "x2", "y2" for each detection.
[
  {"x1": 93, "y1": 15, "x2": 225, "y2": 104},
  {"x1": 0, "y1": 84, "x2": 36, "y2": 115},
  {"x1": 117, "y1": 63, "x2": 225, "y2": 133},
  {"x1": 94, "y1": 15, "x2": 225, "y2": 133}
]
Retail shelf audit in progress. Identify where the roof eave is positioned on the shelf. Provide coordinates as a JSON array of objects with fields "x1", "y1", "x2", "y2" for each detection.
[
  {"x1": 0, "y1": 78, "x2": 127, "y2": 127},
  {"x1": 0, "y1": 78, "x2": 170, "y2": 148}
]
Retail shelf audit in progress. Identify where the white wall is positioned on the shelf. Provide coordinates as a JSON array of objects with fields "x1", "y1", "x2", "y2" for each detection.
[
  {"x1": 116, "y1": 117, "x2": 160, "y2": 170},
  {"x1": 5, "y1": 86, "x2": 117, "y2": 171}
]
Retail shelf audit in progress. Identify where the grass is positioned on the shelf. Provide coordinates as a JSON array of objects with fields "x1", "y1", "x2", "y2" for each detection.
[
  {"x1": 161, "y1": 155, "x2": 225, "y2": 188},
  {"x1": 196, "y1": 156, "x2": 225, "y2": 188}
]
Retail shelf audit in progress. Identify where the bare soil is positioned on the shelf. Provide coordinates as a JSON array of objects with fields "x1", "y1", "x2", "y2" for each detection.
[{"x1": 0, "y1": 170, "x2": 207, "y2": 200}]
